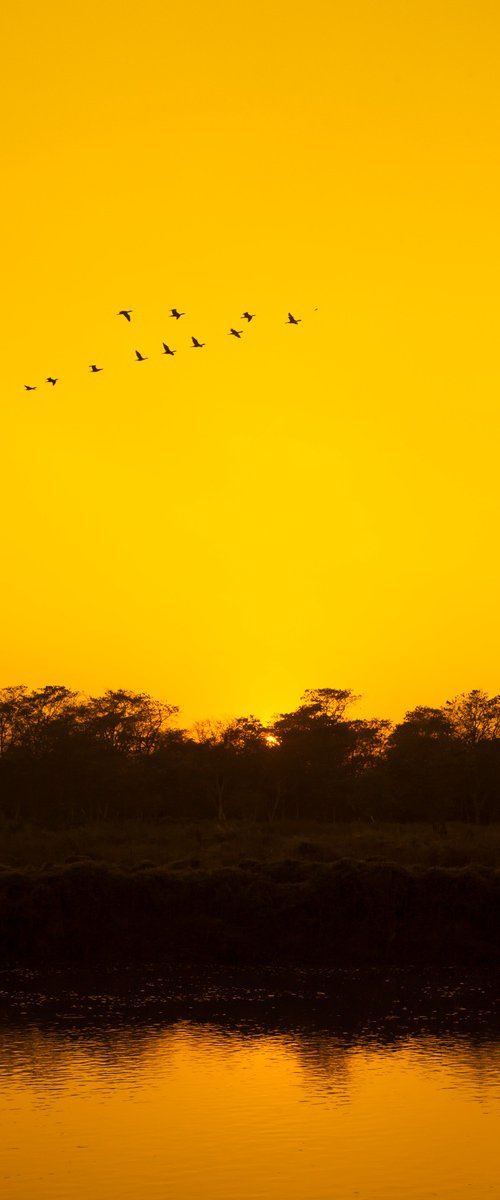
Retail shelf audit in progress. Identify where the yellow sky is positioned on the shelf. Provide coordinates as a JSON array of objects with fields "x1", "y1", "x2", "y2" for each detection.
[{"x1": 2, "y1": 0, "x2": 500, "y2": 725}]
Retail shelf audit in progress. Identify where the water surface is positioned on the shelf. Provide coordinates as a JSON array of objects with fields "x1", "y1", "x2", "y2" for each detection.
[{"x1": 1, "y1": 968, "x2": 500, "y2": 1199}]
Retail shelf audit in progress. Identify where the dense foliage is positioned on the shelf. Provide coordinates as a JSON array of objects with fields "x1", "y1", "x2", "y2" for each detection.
[{"x1": 1, "y1": 685, "x2": 500, "y2": 826}]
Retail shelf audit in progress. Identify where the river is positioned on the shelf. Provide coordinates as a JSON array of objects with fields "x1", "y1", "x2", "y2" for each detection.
[{"x1": 1, "y1": 966, "x2": 500, "y2": 1198}]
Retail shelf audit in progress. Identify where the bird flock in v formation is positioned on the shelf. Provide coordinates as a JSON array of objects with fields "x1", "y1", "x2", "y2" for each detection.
[{"x1": 23, "y1": 307, "x2": 309, "y2": 389}]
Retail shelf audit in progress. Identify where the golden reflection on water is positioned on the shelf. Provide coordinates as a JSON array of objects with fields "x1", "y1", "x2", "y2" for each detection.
[{"x1": 2, "y1": 1023, "x2": 500, "y2": 1199}]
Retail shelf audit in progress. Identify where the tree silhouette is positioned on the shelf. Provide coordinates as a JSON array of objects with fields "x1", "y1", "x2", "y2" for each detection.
[{"x1": 1, "y1": 682, "x2": 500, "y2": 828}]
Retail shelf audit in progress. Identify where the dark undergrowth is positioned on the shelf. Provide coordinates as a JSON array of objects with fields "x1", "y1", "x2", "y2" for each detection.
[
  {"x1": 3, "y1": 820, "x2": 500, "y2": 870},
  {"x1": 1, "y1": 857, "x2": 499, "y2": 968}
]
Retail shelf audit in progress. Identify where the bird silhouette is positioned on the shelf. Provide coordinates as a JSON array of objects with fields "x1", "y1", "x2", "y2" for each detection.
[{"x1": 21, "y1": 299, "x2": 314, "y2": 387}]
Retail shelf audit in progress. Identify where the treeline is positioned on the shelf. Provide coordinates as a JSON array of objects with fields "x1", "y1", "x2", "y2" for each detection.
[{"x1": 1, "y1": 685, "x2": 500, "y2": 826}]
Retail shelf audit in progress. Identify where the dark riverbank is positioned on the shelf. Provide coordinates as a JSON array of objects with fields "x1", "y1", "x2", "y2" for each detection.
[
  {"x1": 2, "y1": 963, "x2": 500, "y2": 1044},
  {"x1": 1, "y1": 858, "x2": 499, "y2": 967}
]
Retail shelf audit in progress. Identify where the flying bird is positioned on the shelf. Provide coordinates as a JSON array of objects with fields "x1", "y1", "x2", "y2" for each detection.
[
  {"x1": 191, "y1": 336, "x2": 205, "y2": 348},
  {"x1": 24, "y1": 384, "x2": 36, "y2": 391},
  {"x1": 170, "y1": 308, "x2": 185, "y2": 319},
  {"x1": 162, "y1": 343, "x2": 176, "y2": 356},
  {"x1": 46, "y1": 377, "x2": 58, "y2": 386},
  {"x1": 286, "y1": 312, "x2": 301, "y2": 324},
  {"x1": 89, "y1": 364, "x2": 103, "y2": 372},
  {"x1": 229, "y1": 328, "x2": 243, "y2": 338},
  {"x1": 118, "y1": 310, "x2": 132, "y2": 321},
  {"x1": 242, "y1": 312, "x2": 255, "y2": 321},
  {"x1": 135, "y1": 350, "x2": 147, "y2": 361}
]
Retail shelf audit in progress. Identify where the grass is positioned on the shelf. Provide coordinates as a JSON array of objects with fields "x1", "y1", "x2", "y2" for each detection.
[
  {"x1": 2, "y1": 821, "x2": 500, "y2": 967},
  {"x1": 1, "y1": 819, "x2": 500, "y2": 870}
]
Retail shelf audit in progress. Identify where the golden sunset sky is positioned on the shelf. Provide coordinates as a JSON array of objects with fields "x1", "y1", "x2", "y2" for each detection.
[{"x1": 2, "y1": 0, "x2": 499, "y2": 725}]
